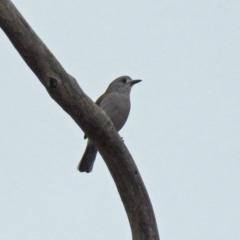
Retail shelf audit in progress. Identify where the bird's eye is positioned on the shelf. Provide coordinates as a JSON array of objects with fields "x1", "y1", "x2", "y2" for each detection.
[{"x1": 122, "y1": 78, "x2": 127, "y2": 83}]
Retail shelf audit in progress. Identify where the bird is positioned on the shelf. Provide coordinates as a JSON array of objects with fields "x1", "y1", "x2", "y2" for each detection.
[{"x1": 77, "y1": 76, "x2": 141, "y2": 173}]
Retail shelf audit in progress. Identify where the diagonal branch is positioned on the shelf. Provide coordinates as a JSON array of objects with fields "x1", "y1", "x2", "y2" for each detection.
[{"x1": 0, "y1": 0, "x2": 160, "y2": 239}]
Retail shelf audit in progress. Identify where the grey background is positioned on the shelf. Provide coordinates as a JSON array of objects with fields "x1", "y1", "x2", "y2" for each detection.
[{"x1": 1, "y1": 1, "x2": 240, "y2": 239}]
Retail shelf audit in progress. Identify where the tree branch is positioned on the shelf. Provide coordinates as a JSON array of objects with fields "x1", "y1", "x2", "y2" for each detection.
[{"x1": 0, "y1": 0, "x2": 160, "y2": 239}]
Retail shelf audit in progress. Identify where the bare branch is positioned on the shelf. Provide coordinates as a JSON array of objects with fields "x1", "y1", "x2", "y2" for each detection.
[{"x1": 0, "y1": 0, "x2": 160, "y2": 239}]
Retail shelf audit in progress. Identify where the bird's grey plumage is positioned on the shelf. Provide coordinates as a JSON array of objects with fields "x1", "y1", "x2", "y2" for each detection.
[{"x1": 77, "y1": 76, "x2": 141, "y2": 173}]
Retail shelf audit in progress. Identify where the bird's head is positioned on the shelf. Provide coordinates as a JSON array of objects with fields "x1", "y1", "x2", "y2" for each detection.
[{"x1": 106, "y1": 76, "x2": 142, "y2": 94}]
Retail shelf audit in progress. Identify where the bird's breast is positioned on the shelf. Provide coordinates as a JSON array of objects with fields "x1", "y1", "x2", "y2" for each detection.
[{"x1": 99, "y1": 93, "x2": 131, "y2": 131}]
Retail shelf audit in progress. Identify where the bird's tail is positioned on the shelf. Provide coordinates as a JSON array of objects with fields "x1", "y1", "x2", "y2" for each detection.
[{"x1": 77, "y1": 143, "x2": 97, "y2": 173}]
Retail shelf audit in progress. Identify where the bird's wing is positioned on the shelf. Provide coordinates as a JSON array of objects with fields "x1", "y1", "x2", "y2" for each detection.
[
  {"x1": 83, "y1": 93, "x2": 106, "y2": 139},
  {"x1": 95, "y1": 93, "x2": 106, "y2": 106}
]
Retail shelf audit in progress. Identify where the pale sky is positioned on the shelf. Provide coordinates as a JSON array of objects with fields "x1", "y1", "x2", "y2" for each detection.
[{"x1": 1, "y1": 1, "x2": 240, "y2": 239}]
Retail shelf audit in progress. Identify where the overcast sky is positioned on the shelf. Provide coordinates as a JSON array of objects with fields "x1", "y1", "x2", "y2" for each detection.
[{"x1": 1, "y1": 1, "x2": 240, "y2": 239}]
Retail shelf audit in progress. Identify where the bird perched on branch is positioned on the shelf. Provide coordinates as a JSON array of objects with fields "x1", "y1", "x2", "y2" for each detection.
[{"x1": 77, "y1": 76, "x2": 141, "y2": 173}]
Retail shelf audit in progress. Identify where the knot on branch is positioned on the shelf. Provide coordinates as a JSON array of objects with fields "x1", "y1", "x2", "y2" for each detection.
[{"x1": 48, "y1": 77, "x2": 58, "y2": 88}]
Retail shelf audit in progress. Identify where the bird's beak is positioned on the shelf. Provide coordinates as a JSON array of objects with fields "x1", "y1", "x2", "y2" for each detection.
[{"x1": 130, "y1": 79, "x2": 142, "y2": 86}]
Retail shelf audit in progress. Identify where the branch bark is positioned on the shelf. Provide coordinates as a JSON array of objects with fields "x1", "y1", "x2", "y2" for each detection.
[{"x1": 0, "y1": 1, "x2": 160, "y2": 239}]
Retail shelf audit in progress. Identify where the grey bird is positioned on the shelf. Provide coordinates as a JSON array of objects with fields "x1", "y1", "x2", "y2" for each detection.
[{"x1": 77, "y1": 76, "x2": 141, "y2": 173}]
